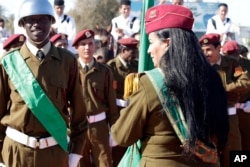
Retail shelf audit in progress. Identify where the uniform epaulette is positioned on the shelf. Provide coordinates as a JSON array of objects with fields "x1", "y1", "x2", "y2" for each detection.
[{"x1": 123, "y1": 72, "x2": 142, "y2": 100}]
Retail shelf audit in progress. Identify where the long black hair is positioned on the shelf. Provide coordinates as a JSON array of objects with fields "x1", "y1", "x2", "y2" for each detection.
[{"x1": 156, "y1": 28, "x2": 229, "y2": 152}]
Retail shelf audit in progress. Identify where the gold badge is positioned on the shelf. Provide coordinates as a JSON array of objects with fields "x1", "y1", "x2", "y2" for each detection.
[
  {"x1": 19, "y1": 36, "x2": 25, "y2": 42},
  {"x1": 85, "y1": 31, "x2": 91, "y2": 38},
  {"x1": 203, "y1": 39, "x2": 208, "y2": 44},
  {"x1": 149, "y1": 9, "x2": 157, "y2": 18}
]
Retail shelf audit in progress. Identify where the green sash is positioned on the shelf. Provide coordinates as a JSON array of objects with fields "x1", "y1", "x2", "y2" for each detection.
[
  {"x1": 1, "y1": 50, "x2": 68, "y2": 152},
  {"x1": 145, "y1": 68, "x2": 188, "y2": 145}
]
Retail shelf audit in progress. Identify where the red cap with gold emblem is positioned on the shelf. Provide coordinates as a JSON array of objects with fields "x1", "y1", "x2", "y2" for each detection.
[
  {"x1": 50, "y1": 33, "x2": 68, "y2": 43},
  {"x1": 72, "y1": 29, "x2": 95, "y2": 47},
  {"x1": 3, "y1": 34, "x2": 26, "y2": 50},
  {"x1": 118, "y1": 37, "x2": 138, "y2": 48},
  {"x1": 145, "y1": 4, "x2": 194, "y2": 34},
  {"x1": 199, "y1": 33, "x2": 221, "y2": 46},
  {"x1": 222, "y1": 40, "x2": 239, "y2": 55}
]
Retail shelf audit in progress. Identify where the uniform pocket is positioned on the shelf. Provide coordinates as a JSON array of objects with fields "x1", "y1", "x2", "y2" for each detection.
[{"x1": 50, "y1": 78, "x2": 67, "y2": 107}]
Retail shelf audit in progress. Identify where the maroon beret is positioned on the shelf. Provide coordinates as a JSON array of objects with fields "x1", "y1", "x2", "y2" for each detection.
[
  {"x1": 3, "y1": 34, "x2": 26, "y2": 50},
  {"x1": 50, "y1": 33, "x2": 68, "y2": 43},
  {"x1": 222, "y1": 40, "x2": 239, "y2": 55},
  {"x1": 118, "y1": 37, "x2": 138, "y2": 48},
  {"x1": 72, "y1": 29, "x2": 95, "y2": 47},
  {"x1": 145, "y1": 4, "x2": 194, "y2": 34},
  {"x1": 199, "y1": 33, "x2": 221, "y2": 46}
]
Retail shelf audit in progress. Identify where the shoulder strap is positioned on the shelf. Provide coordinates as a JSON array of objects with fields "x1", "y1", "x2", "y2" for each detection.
[
  {"x1": 211, "y1": 18, "x2": 217, "y2": 30},
  {"x1": 130, "y1": 17, "x2": 137, "y2": 29},
  {"x1": 61, "y1": 14, "x2": 69, "y2": 23},
  {"x1": 1, "y1": 50, "x2": 68, "y2": 151},
  {"x1": 145, "y1": 68, "x2": 188, "y2": 145}
]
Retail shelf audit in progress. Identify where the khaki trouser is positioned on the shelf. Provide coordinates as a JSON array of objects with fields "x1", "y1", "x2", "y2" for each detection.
[
  {"x1": 2, "y1": 136, "x2": 68, "y2": 167},
  {"x1": 237, "y1": 109, "x2": 250, "y2": 150},
  {"x1": 79, "y1": 120, "x2": 112, "y2": 167},
  {"x1": 221, "y1": 114, "x2": 241, "y2": 167}
]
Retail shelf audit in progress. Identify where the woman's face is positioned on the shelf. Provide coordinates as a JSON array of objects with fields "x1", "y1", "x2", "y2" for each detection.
[{"x1": 147, "y1": 32, "x2": 169, "y2": 67}]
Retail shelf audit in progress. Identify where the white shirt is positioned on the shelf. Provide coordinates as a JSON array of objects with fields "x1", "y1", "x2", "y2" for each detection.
[
  {"x1": 206, "y1": 15, "x2": 238, "y2": 45},
  {"x1": 52, "y1": 14, "x2": 77, "y2": 54},
  {"x1": 111, "y1": 14, "x2": 140, "y2": 41},
  {"x1": 206, "y1": 15, "x2": 231, "y2": 35},
  {"x1": 26, "y1": 40, "x2": 51, "y2": 57}
]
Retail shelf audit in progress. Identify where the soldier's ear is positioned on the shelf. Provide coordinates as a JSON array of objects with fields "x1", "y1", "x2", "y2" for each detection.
[{"x1": 162, "y1": 38, "x2": 170, "y2": 50}]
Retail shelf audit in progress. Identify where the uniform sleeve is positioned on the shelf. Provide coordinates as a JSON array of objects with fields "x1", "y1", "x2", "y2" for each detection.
[
  {"x1": 206, "y1": 18, "x2": 218, "y2": 34},
  {"x1": 68, "y1": 60, "x2": 88, "y2": 155},
  {"x1": 66, "y1": 17, "x2": 76, "y2": 41},
  {"x1": 105, "y1": 68, "x2": 119, "y2": 126},
  {"x1": 226, "y1": 71, "x2": 250, "y2": 92},
  {"x1": 0, "y1": 64, "x2": 9, "y2": 162},
  {"x1": 123, "y1": 18, "x2": 140, "y2": 37},
  {"x1": 111, "y1": 78, "x2": 147, "y2": 146},
  {"x1": 110, "y1": 18, "x2": 119, "y2": 41}
]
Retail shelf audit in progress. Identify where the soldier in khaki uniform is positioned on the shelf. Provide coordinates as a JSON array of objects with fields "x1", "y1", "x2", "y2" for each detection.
[
  {"x1": 111, "y1": 4, "x2": 229, "y2": 167},
  {"x1": 0, "y1": 0, "x2": 88, "y2": 167},
  {"x1": 222, "y1": 40, "x2": 250, "y2": 151},
  {"x1": 200, "y1": 34, "x2": 250, "y2": 167},
  {"x1": 72, "y1": 29, "x2": 118, "y2": 167},
  {"x1": 107, "y1": 37, "x2": 138, "y2": 166}
]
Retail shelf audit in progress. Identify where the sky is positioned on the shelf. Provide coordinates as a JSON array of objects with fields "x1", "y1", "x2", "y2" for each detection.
[{"x1": 0, "y1": 0, "x2": 250, "y2": 27}]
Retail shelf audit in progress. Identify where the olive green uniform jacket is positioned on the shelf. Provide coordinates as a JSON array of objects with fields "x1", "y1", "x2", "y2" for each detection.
[
  {"x1": 107, "y1": 56, "x2": 138, "y2": 99},
  {"x1": 0, "y1": 44, "x2": 88, "y2": 167},
  {"x1": 111, "y1": 73, "x2": 219, "y2": 167},
  {"x1": 215, "y1": 55, "x2": 250, "y2": 167},
  {"x1": 78, "y1": 60, "x2": 118, "y2": 167},
  {"x1": 237, "y1": 57, "x2": 250, "y2": 151},
  {"x1": 216, "y1": 56, "x2": 250, "y2": 106}
]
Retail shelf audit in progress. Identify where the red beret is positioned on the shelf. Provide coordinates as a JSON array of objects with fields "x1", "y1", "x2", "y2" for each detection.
[
  {"x1": 145, "y1": 4, "x2": 194, "y2": 34},
  {"x1": 199, "y1": 33, "x2": 221, "y2": 46},
  {"x1": 222, "y1": 40, "x2": 239, "y2": 55},
  {"x1": 72, "y1": 29, "x2": 95, "y2": 47},
  {"x1": 50, "y1": 33, "x2": 68, "y2": 43},
  {"x1": 3, "y1": 34, "x2": 26, "y2": 50},
  {"x1": 118, "y1": 37, "x2": 138, "y2": 48}
]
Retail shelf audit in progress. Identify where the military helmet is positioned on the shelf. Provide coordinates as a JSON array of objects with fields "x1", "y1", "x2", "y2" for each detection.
[{"x1": 18, "y1": 0, "x2": 55, "y2": 26}]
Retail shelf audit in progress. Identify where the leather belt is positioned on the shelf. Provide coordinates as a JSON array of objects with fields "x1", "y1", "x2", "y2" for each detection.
[{"x1": 6, "y1": 126, "x2": 58, "y2": 149}]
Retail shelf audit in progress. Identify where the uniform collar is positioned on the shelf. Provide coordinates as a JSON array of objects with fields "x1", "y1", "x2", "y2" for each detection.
[
  {"x1": 211, "y1": 55, "x2": 222, "y2": 66},
  {"x1": 118, "y1": 54, "x2": 128, "y2": 67},
  {"x1": 78, "y1": 58, "x2": 94, "y2": 69},
  {"x1": 26, "y1": 40, "x2": 51, "y2": 56}
]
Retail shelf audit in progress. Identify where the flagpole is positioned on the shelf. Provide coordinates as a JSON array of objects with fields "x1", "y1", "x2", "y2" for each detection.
[{"x1": 138, "y1": 0, "x2": 154, "y2": 72}]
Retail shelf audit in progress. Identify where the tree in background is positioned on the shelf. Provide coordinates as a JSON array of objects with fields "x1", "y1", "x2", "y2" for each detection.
[{"x1": 68, "y1": 0, "x2": 119, "y2": 32}]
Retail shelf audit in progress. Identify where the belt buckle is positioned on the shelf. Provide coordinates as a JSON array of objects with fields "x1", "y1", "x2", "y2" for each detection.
[
  {"x1": 27, "y1": 136, "x2": 40, "y2": 149},
  {"x1": 35, "y1": 140, "x2": 40, "y2": 149}
]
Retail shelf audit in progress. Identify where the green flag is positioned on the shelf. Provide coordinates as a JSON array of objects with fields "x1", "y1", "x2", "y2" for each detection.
[{"x1": 138, "y1": 0, "x2": 154, "y2": 72}]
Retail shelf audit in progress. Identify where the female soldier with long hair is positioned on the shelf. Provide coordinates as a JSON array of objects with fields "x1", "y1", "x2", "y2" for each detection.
[{"x1": 111, "y1": 4, "x2": 229, "y2": 167}]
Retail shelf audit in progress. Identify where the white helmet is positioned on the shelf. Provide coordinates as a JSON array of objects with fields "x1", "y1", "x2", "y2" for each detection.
[{"x1": 18, "y1": 0, "x2": 55, "y2": 26}]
